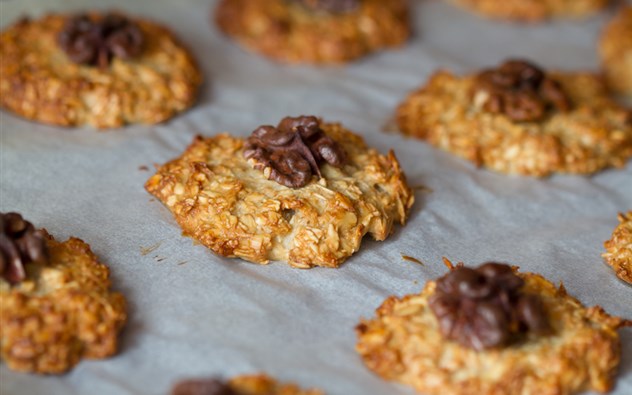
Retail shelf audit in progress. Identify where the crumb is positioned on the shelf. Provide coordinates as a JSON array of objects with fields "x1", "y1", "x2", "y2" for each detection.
[{"x1": 140, "y1": 241, "x2": 161, "y2": 256}]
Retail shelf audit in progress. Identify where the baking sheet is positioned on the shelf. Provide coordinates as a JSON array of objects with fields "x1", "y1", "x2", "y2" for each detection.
[{"x1": 1, "y1": 0, "x2": 631, "y2": 394}]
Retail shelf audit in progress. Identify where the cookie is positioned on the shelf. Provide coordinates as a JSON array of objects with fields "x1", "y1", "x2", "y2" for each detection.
[
  {"x1": 396, "y1": 59, "x2": 632, "y2": 176},
  {"x1": 145, "y1": 116, "x2": 414, "y2": 268},
  {"x1": 444, "y1": 0, "x2": 609, "y2": 22},
  {"x1": 0, "y1": 212, "x2": 127, "y2": 374},
  {"x1": 600, "y1": 6, "x2": 632, "y2": 98},
  {"x1": 171, "y1": 374, "x2": 323, "y2": 395},
  {"x1": 356, "y1": 261, "x2": 630, "y2": 395},
  {"x1": 214, "y1": 0, "x2": 410, "y2": 64},
  {"x1": 603, "y1": 211, "x2": 632, "y2": 285},
  {"x1": 0, "y1": 12, "x2": 201, "y2": 128}
]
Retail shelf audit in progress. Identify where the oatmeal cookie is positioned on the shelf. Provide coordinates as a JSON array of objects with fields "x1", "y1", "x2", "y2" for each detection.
[
  {"x1": 145, "y1": 116, "x2": 414, "y2": 268},
  {"x1": 603, "y1": 211, "x2": 632, "y2": 284},
  {"x1": 171, "y1": 374, "x2": 323, "y2": 395},
  {"x1": 444, "y1": 0, "x2": 609, "y2": 22},
  {"x1": 396, "y1": 60, "x2": 632, "y2": 176},
  {"x1": 356, "y1": 262, "x2": 630, "y2": 395},
  {"x1": 214, "y1": 0, "x2": 410, "y2": 64},
  {"x1": 0, "y1": 12, "x2": 201, "y2": 128},
  {"x1": 0, "y1": 213, "x2": 126, "y2": 374},
  {"x1": 600, "y1": 6, "x2": 632, "y2": 98}
]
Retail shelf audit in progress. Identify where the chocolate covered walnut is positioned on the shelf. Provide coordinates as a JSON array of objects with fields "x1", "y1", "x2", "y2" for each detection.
[
  {"x1": 244, "y1": 116, "x2": 346, "y2": 188},
  {"x1": 429, "y1": 262, "x2": 550, "y2": 350},
  {"x1": 171, "y1": 378, "x2": 236, "y2": 395},
  {"x1": 171, "y1": 375, "x2": 324, "y2": 395},
  {"x1": 58, "y1": 13, "x2": 144, "y2": 68},
  {"x1": 0, "y1": 212, "x2": 48, "y2": 285},
  {"x1": 475, "y1": 59, "x2": 571, "y2": 122}
]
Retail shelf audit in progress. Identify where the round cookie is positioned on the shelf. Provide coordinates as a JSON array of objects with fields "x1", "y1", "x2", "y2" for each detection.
[
  {"x1": 214, "y1": 0, "x2": 410, "y2": 64},
  {"x1": 356, "y1": 262, "x2": 630, "y2": 395},
  {"x1": 600, "y1": 6, "x2": 632, "y2": 98},
  {"x1": 603, "y1": 211, "x2": 632, "y2": 285},
  {"x1": 145, "y1": 116, "x2": 414, "y2": 269},
  {"x1": 172, "y1": 374, "x2": 323, "y2": 395},
  {"x1": 0, "y1": 12, "x2": 202, "y2": 128},
  {"x1": 0, "y1": 213, "x2": 127, "y2": 374},
  {"x1": 444, "y1": 0, "x2": 609, "y2": 22},
  {"x1": 396, "y1": 59, "x2": 632, "y2": 176}
]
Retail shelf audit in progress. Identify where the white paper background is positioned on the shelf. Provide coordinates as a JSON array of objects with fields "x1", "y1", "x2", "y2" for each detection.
[{"x1": 1, "y1": 0, "x2": 631, "y2": 394}]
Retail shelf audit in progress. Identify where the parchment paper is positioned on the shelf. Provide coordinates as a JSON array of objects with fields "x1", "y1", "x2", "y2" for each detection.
[{"x1": 1, "y1": 0, "x2": 631, "y2": 394}]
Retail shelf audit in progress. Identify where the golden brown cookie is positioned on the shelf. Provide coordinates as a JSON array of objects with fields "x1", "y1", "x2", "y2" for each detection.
[
  {"x1": 214, "y1": 0, "x2": 410, "y2": 64},
  {"x1": 444, "y1": 0, "x2": 609, "y2": 22},
  {"x1": 356, "y1": 261, "x2": 630, "y2": 395},
  {"x1": 0, "y1": 12, "x2": 201, "y2": 128},
  {"x1": 171, "y1": 374, "x2": 323, "y2": 395},
  {"x1": 600, "y1": 6, "x2": 632, "y2": 98},
  {"x1": 145, "y1": 116, "x2": 414, "y2": 268},
  {"x1": 0, "y1": 216, "x2": 127, "y2": 374},
  {"x1": 603, "y1": 211, "x2": 632, "y2": 284},
  {"x1": 396, "y1": 60, "x2": 632, "y2": 176}
]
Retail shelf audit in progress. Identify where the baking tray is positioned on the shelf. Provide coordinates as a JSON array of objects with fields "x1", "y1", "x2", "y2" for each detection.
[{"x1": 1, "y1": 0, "x2": 631, "y2": 394}]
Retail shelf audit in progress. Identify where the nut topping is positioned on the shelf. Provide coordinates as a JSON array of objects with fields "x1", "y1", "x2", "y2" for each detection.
[
  {"x1": 58, "y1": 13, "x2": 144, "y2": 68},
  {"x1": 475, "y1": 59, "x2": 571, "y2": 122},
  {"x1": 171, "y1": 378, "x2": 236, "y2": 395},
  {"x1": 0, "y1": 212, "x2": 49, "y2": 285},
  {"x1": 244, "y1": 116, "x2": 346, "y2": 188},
  {"x1": 429, "y1": 262, "x2": 550, "y2": 351},
  {"x1": 294, "y1": 0, "x2": 361, "y2": 13}
]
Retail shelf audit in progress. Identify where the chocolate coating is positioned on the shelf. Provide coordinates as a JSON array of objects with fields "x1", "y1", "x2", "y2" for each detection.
[
  {"x1": 244, "y1": 116, "x2": 346, "y2": 188},
  {"x1": 58, "y1": 13, "x2": 144, "y2": 68},
  {"x1": 429, "y1": 262, "x2": 550, "y2": 351}
]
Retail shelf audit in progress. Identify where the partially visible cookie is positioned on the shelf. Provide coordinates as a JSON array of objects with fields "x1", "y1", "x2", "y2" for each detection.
[
  {"x1": 444, "y1": 0, "x2": 609, "y2": 22},
  {"x1": 356, "y1": 261, "x2": 629, "y2": 395},
  {"x1": 600, "y1": 6, "x2": 632, "y2": 98},
  {"x1": 603, "y1": 211, "x2": 632, "y2": 284},
  {"x1": 214, "y1": 0, "x2": 410, "y2": 64},
  {"x1": 145, "y1": 116, "x2": 414, "y2": 268},
  {"x1": 396, "y1": 59, "x2": 632, "y2": 176},
  {"x1": 171, "y1": 374, "x2": 323, "y2": 395},
  {"x1": 0, "y1": 12, "x2": 201, "y2": 128},
  {"x1": 0, "y1": 212, "x2": 127, "y2": 374}
]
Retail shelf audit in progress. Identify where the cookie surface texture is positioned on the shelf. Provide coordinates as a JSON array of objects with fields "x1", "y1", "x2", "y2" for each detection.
[
  {"x1": 214, "y1": 0, "x2": 410, "y2": 64},
  {"x1": 396, "y1": 69, "x2": 632, "y2": 176},
  {"x1": 0, "y1": 231, "x2": 127, "y2": 374},
  {"x1": 445, "y1": 0, "x2": 609, "y2": 22},
  {"x1": 600, "y1": 6, "x2": 632, "y2": 98},
  {"x1": 145, "y1": 121, "x2": 414, "y2": 268},
  {"x1": 356, "y1": 267, "x2": 628, "y2": 395},
  {"x1": 0, "y1": 13, "x2": 201, "y2": 128},
  {"x1": 603, "y1": 211, "x2": 632, "y2": 284}
]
